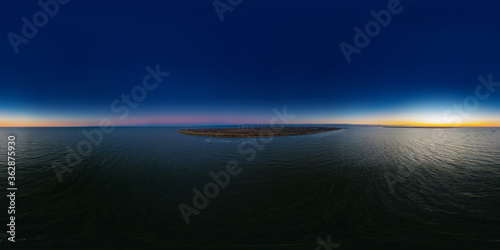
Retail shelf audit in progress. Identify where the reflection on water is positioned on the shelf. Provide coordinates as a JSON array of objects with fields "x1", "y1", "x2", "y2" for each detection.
[{"x1": 0, "y1": 126, "x2": 499, "y2": 248}]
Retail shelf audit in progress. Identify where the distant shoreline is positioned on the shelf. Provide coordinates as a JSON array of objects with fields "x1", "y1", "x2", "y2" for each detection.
[
  {"x1": 178, "y1": 127, "x2": 342, "y2": 137},
  {"x1": 381, "y1": 126, "x2": 459, "y2": 129}
]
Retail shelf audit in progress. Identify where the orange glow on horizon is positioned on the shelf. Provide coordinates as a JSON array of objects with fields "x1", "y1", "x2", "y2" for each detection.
[
  {"x1": 305, "y1": 118, "x2": 500, "y2": 127},
  {"x1": 1, "y1": 119, "x2": 499, "y2": 127},
  {"x1": 1, "y1": 114, "x2": 500, "y2": 127},
  {"x1": 353, "y1": 121, "x2": 499, "y2": 127},
  {"x1": 0, "y1": 120, "x2": 96, "y2": 127},
  {"x1": 376, "y1": 121, "x2": 500, "y2": 127}
]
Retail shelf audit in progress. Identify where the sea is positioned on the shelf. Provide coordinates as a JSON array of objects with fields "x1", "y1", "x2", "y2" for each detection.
[{"x1": 0, "y1": 126, "x2": 499, "y2": 249}]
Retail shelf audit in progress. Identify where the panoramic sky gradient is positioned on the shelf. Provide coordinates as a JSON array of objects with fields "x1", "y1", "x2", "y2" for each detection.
[{"x1": 1, "y1": 0, "x2": 500, "y2": 127}]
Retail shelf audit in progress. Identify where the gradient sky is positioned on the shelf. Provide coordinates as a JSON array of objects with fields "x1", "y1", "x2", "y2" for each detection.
[{"x1": 1, "y1": 0, "x2": 500, "y2": 127}]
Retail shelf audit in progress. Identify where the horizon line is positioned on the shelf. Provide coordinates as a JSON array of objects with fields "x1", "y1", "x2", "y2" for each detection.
[{"x1": 1, "y1": 123, "x2": 500, "y2": 128}]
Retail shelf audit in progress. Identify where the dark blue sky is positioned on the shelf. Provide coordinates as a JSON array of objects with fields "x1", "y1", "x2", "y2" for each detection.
[{"x1": 1, "y1": 0, "x2": 500, "y2": 126}]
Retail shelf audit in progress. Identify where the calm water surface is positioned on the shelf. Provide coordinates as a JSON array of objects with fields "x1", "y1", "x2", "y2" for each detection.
[{"x1": 0, "y1": 126, "x2": 499, "y2": 249}]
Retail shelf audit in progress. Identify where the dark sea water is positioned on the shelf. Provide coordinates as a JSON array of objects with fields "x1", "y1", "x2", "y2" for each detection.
[{"x1": 0, "y1": 126, "x2": 499, "y2": 249}]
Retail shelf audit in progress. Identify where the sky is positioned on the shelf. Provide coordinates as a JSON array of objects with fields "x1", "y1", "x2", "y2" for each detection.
[{"x1": 1, "y1": 0, "x2": 500, "y2": 127}]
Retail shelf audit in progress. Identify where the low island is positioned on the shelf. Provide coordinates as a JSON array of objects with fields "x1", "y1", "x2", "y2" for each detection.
[{"x1": 178, "y1": 127, "x2": 342, "y2": 137}]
